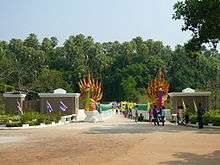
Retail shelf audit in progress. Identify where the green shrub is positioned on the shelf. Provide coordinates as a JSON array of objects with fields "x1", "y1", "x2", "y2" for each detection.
[
  {"x1": 8, "y1": 115, "x2": 21, "y2": 122},
  {"x1": 212, "y1": 116, "x2": 220, "y2": 126},
  {"x1": 190, "y1": 115, "x2": 197, "y2": 124},
  {"x1": 0, "y1": 115, "x2": 9, "y2": 124},
  {"x1": 20, "y1": 112, "x2": 41, "y2": 124},
  {"x1": 6, "y1": 121, "x2": 22, "y2": 127},
  {"x1": 28, "y1": 119, "x2": 40, "y2": 126},
  {"x1": 20, "y1": 111, "x2": 61, "y2": 125},
  {"x1": 25, "y1": 91, "x2": 40, "y2": 101},
  {"x1": 203, "y1": 112, "x2": 211, "y2": 125},
  {"x1": 1, "y1": 111, "x2": 62, "y2": 126},
  {"x1": 50, "y1": 111, "x2": 61, "y2": 123}
]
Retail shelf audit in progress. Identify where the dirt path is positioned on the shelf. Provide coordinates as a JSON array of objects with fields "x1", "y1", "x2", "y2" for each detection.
[{"x1": 0, "y1": 116, "x2": 220, "y2": 165}]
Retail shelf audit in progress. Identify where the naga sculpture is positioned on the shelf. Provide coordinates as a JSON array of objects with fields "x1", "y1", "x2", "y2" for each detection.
[
  {"x1": 78, "y1": 74, "x2": 103, "y2": 111},
  {"x1": 146, "y1": 68, "x2": 170, "y2": 107}
]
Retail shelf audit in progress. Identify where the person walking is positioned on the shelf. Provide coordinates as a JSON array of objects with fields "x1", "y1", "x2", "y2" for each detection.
[
  {"x1": 135, "y1": 109, "x2": 138, "y2": 122},
  {"x1": 149, "y1": 108, "x2": 153, "y2": 125},
  {"x1": 197, "y1": 103, "x2": 204, "y2": 129},
  {"x1": 161, "y1": 106, "x2": 166, "y2": 126},
  {"x1": 152, "y1": 105, "x2": 159, "y2": 126}
]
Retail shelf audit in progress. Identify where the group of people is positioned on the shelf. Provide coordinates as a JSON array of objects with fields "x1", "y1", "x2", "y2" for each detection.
[
  {"x1": 149, "y1": 105, "x2": 166, "y2": 126},
  {"x1": 120, "y1": 104, "x2": 167, "y2": 126}
]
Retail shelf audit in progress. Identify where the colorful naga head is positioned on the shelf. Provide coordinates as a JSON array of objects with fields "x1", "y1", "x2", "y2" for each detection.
[
  {"x1": 146, "y1": 68, "x2": 170, "y2": 107},
  {"x1": 78, "y1": 74, "x2": 103, "y2": 111}
]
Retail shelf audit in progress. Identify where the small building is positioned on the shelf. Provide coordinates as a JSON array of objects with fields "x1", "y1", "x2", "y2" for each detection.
[
  {"x1": 3, "y1": 93, "x2": 26, "y2": 114},
  {"x1": 39, "y1": 89, "x2": 80, "y2": 115},
  {"x1": 168, "y1": 88, "x2": 211, "y2": 111}
]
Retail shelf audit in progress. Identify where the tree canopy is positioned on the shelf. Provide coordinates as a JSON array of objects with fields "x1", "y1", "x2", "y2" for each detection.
[
  {"x1": 173, "y1": 0, "x2": 220, "y2": 50},
  {"x1": 0, "y1": 34, "x2": 219, "y2": 101}
]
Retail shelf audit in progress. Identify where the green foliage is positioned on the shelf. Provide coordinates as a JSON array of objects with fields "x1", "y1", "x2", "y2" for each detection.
[
  {"x1": 0, "y1": 33, "x2": 219, "y2": 101},
  {"x1": 189, "y1": 110, "x2": 220, "y2": 125},
  {"x1": 0, "y1": 114, "x2": 21, "y2": 125},
  {"x1": 0, "y1": 111, "x2": 61, "y2": 127},
  {"x1": 6, "y1": 121, "x2": 22, "y2": 127},
  {"x1": 190, "y1": 115, "x2": 197, "y2": 124},
  {"x1": 25, "y1": 91, "x2": 40, "y2": 101},
  {"x1": 32, "y1": 68, "x2": 72, "y2": 92},
  {"x1": 212, "y1": 116, "x2": 220, "y2": 126},
  {"x1": 20, "y1": 111, "x2": 61, "y2": 125},
  {"x1": 0, "y1": 96, "x2": 5, "y2": 114},
  {"x1": 173, "y1": 0, "x2": 220, "y2": 50},
  {"x1": 121, "y1": 76, "x2": 140, "y2": 102}
]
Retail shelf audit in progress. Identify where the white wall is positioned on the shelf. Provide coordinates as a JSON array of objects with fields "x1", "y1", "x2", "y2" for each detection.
[{"x1": 76, "y1": 109, "x2": 114, "y2": 121}]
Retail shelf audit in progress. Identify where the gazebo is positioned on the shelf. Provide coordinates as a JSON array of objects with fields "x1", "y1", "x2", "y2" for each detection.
[{"x1": 168, "y1": 88, "x2": 211, "y2": 111}]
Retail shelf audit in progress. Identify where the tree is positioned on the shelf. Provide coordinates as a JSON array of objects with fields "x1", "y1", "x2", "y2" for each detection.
[
  {"x1": 173, "y1": 0, "x2": 220, "y2": 50},
  {"x1": 121, "y1": 76, "x2": 140, "y2": 101},
  {"x1": 32, "y1": 68, "x2": 72, "y2": 92},
  {"x1": 0, "y1": 33, "x2": 219, "y2": 102},
  {"x1": 24, "y1": 33, "x2": 40, "y2": 49}
]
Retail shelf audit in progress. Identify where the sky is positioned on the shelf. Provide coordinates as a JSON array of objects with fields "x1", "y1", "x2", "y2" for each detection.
[{"x1": 0, "y1": 0, "x2": 192, "y2": 48}]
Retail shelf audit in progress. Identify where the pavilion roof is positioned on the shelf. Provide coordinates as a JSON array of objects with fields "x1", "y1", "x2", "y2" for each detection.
[{"x1": 168, "y1": 92, "x2": 211, "y2": 97}]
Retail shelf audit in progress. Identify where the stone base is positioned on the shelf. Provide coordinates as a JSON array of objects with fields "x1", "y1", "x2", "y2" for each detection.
[
  {"x1": 76, "y1": 109, "x2": 87, "y2": 121},
  {"x1": 84, "y1": 110, "x2": 100, "y2": 123}
]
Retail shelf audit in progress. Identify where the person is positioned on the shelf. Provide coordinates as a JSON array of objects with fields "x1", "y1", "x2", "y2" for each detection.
[
  {"x1": 175, "y1": 107, "x2": 181, "y2": 125},
  {"x1": 138, "y1": 113, "x2": 144, "y2": 122},
  {"x1": 96, "y1": 103, "x2": 103, "y2": 121},
  {"x1": 197, "y1": 103, "x2": 204, "y2": 129},
  {"x1": 161, "y1": 106, "x2": 166, "y2": 126},
  {"x1": 152, "y1": 105, "x2": 159, "y2": 126},
  {"x1": 149, "y1": 108, "x2": 153, "y2": 124},
  {"x1": 128, "y1": 109, "x2": 132, "y2": 118},
  {"x1": 135, "y1": 109, "x2": 138, "y2": 122},
  {"x1": 115, "y1": 103, "x2": 119, "y2": 115}
]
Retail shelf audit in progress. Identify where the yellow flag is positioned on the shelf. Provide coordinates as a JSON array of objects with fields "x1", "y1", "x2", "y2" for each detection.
[
  {"x1": 182, "y1": 98, "x2": 186, "y2": 112},
  {"x1": 193, "y1": 99, "x2": 197, "y2": 112}
]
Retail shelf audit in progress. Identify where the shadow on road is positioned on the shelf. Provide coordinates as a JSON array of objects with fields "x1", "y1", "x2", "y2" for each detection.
[
  {"x1": 159, "y1": 150, "x2": 220, "y2": 165},
  {"x1": 83, "y1": 123, "x2": 220, "y2": 134}
]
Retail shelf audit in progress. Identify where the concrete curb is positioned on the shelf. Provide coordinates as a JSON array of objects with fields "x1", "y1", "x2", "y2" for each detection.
[
  {"x1": 168, "y1": 122, "x2": 220, "y2": 129},
  {"x1": 187, "y1": 124, "x2": 220, "y2": 129}
]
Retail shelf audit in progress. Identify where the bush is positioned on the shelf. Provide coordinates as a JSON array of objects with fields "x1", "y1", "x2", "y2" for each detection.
[
  {"x1": 0, "y1": 116, "x2": 8, "y2": 125},
  {"x1": 25, "y1": 91, "x2": 40, "y2": 101},
  {"x1": 20, "y1": 111, "x2": 61, "y2": 125},
  {"x1": 20, "y1": 112, "x2": 41, "y2": 124},
  {"x1": 0, "y1": 115, "x2": 21, "y2": 124},
  {"x1": 0, "y1": 111, "x2": 62, "y2": 127},
  {"x1": 203, "y1": 112, "x2": 211, "y2": 125},
  {"x1": 190, "y1": 115, "x2": 197, "y2": 124},
  {"x1": 212, "y1": 116, "x2": 220, "y2": 126},
  {"x1": 6, "y1": 121, "x2": 22, "y2": 127}
]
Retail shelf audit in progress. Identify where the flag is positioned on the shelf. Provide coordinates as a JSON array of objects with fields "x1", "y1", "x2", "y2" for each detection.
[
  {"x1": 59, "y1": 101, "x2": 68, "y2": 111},
  {"x1": 182, "y1": 99, "x2": 186, "y2": 112},
  {"x1": 193, "y1": 99, "x2": 197, "y2": 112},
  {"x1": 147, "y1": 101, "x2": 151, "y2": 112},
  {"x1": 16, "y1": 100, "x2": 23, "y2": 115},
  {"x1": 47, "y1": 100, "x2": 53, "y2": 113}
]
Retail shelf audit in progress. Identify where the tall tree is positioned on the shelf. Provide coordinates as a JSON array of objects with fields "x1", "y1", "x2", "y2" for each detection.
[{"x1": 173, "y1": 0, "x2": 220, "y2": 50}]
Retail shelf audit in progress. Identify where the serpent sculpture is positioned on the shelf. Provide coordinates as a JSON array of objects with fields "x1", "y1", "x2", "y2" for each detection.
[
  {"x1": 78, "y1": 74, "x2": 103, "y2": 111},
  {"x1": 146, "y1": 68, "x2": 170, "y2": 107}
]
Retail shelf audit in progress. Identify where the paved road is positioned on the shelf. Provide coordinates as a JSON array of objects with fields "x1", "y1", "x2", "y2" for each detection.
[{"x1": 1, "y1": 115, "x2": 220, "y2": 165}]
